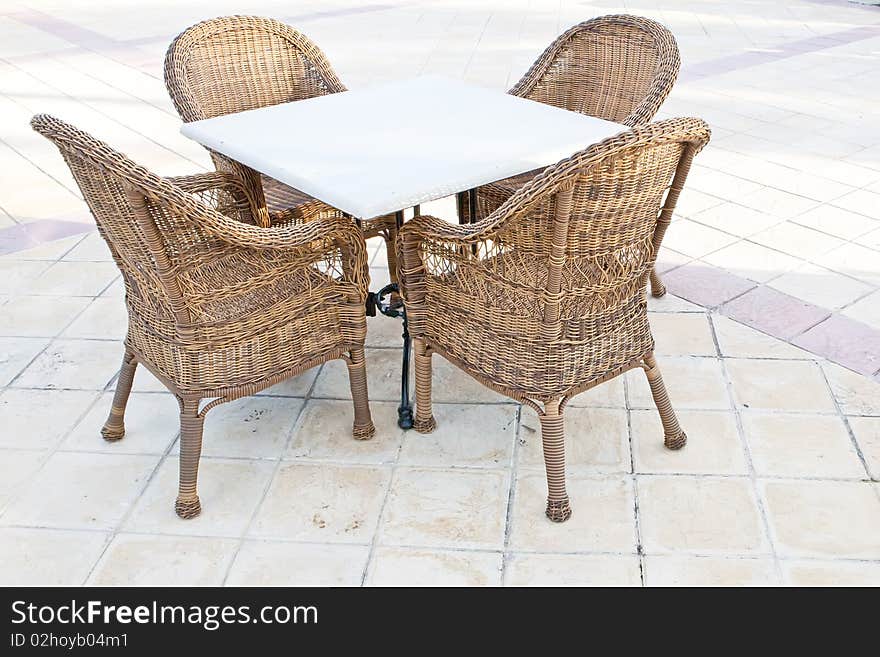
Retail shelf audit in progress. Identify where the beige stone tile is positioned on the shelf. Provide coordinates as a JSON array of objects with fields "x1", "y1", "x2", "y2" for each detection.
[
  {"x1": 251, "y1": 463, "x2": 389, "y2": 543},
  {"x1": 646, "y1": 293, "x2": 705, "y2": 313},
  {"x1": 256, "y1": 366, "x2": 320, "y2": 398},
  {"x1": 25, "y1": 260, "x2": 118, "y2": 296},
  {"x1": 366, "y1": 547, "x2": 502, "y2": 586},
  {"x1": 743, "y1": 412, "x2": 865, "y2": 478},
  {"x1": 313, "y1": 348, "x2": 404, "y2": 402},
  {"x1": 125, "y1": 457, "x2": 274, "y2": 537},
  {"x1": 12, "y1": 234, "x2": 85, "y2": 261},
  {"x1": 88, "y1": 533, "x2": 238, "y2": 586},
  {"x1": 518, "y1": 406, "x2": 629, "y2": 474},
  {"x1": 703, "y1": 240, "x2": 802, "y2": 283},
  {"x1": 509, "y1": 474, "x2": 635, "y2": 552},
  {"x1": 816, "y1": 243, "x2": 880, "y2": 287},
  {"x1": 661, "y1": 219, "x2": 738, "y2": 258},
  {"x1": 505, "y1": 553, "x2": 641, "y2": 586},
  {"x1": 712, "y1": 315, "x2": 812, "y2": 359},
  {"x1": 287, "y1": 400, "x2": 403, "y2": 464},
  {"x1": 794, "y1": 204, "x2": 879, "y2": 240},
  {"x1": 822, "y1": 363, "x2": 880, "y2": 416},
  {"x1": 648, "y1": 313, "x2": 717, "y2": 357},
  {"x1": 566, "y1": 374, "x2": 626, "y2": 408},
  {"x1": 0, "y1": 388, "x2": 99, "y2": 449},
  {"x1": 781, "y1": 560, "x2": 880, "y2": 586},
  {"x1": 61, "y1": 297, "x2": 128, "y2": 339},
  {"x1": 726, "y1": 359, "x2": 836, "y2": 412},
  {"x1": 62, "y1": 231, "x2": 113, "y2": 261},
  {"x1": 848, "y1": 416, "x2": 880, "y2": 480},
  {"x1": 644, "y1": 556, "x2": 778, "y2": 586},
  {"x1": 841, "y1": 290, "x2": 880, "y2": 330},
  {"x1": 768, "y1": 264, "x2": 874, "y2": 310},
  {"x1": 430, "y1": 355, "x2": 511, "y2": 403},
  {"x1": 632, "y1": 409, "x2": 748, "y2": 475},
  {"x1": 0, "y1": 527, "x2": 108, "y2": 585},
  {"x1": 761, "y1": 480, "x2": 880, "y2": 559},
  {"x1": 639, "y1": 476, "x2": 768, "y2": 555},
  {"x1": 0, "y1": 295, "x2": 91, "y2": 337},
  {"x1": 380, "y1": 468, "x2": 508, "y2": 549},
  {"x1": 129, "y1": 365, "x2": 169, "y2": 393},
  {"x1": 626, "y1": 356, "x2": 730, "y2": 410},
  {"x1": 15, "y1": 339, "x2": 123, "y2": 390},
  {"x1": 172, "y1": 397, "x2": 303, "y2": 459},
  {"x1": 0, "y1": 337, "x2": 48, "y2": 385},
  {"x1": 400, "y1": 403, "x2": 516, "y2": 468},
  {"x1": 63, "y1": 392, "x2": 179, "y2": 454},
  {"x1": 751, "y1": 221, "x2": 845, "y2": 260},
  {"x1": 692, "y1": 203, "x2": 783, "y2": 237},
  {"x1": 227, "y1": 541, "x2": 369, "y2": 586},
  {"x1": 0, "y1": 260, "x2": 51, "y2": 295},
  {"x1": 0, "y1": 450, "x2": 45, "y2": 511},
  {"x1": 3, "y1": 451, "x2": 158, "y2": 530}
]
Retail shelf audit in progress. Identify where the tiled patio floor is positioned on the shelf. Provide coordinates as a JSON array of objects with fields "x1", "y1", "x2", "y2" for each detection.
[{"x1": 1, "y1": 0, "x2": 879, "y2": 586}]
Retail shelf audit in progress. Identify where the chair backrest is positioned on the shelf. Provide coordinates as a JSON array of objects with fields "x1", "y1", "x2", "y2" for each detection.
[
  {"x1": 487, "y1": 117, "x2": 709, "y2": 328},
  {"x1": 164, "y1": 15, "x2": 346, "y2": 122},
  {"x1": 31, "y1": 114, "x2": 226, "y2": 331},
  {"x1": 510, "y1": 14, "x2": 679, "y2": 126}
]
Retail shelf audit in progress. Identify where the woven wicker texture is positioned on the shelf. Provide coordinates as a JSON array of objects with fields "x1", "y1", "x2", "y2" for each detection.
[
  {"x1": 399, "y1": 117, "x2": 710, "y2": 522},
  {"x1": 32, "y1": 113, "x2": 375, "y2": 519},
  {"x1": 164, "y1": 15, "x2": 399, "y2": 277},
  {"x1": 470, "y1": 14, "x2": 680, "y2": 297}
]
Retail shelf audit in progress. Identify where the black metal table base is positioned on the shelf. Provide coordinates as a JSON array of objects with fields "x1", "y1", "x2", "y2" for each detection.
[{"x1": 367, "y1": 283, "x2": 413, "y2": 429}]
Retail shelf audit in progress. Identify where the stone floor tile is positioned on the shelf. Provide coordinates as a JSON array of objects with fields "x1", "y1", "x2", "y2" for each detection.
[
  {"x1": 518, "y1": 406, "x2": 629, "y2": 474},
  {"x1": 63, "y1": 391, "x2": 179, "y2": 454},
  {"x1": 649, "y1": 312, "x2": 717, "y2": 357},
  {"x1": 565, "y1": 374, "x2": 626, "y2": 408},
  {"x1": 400, "y1": 403, "x2": 516, "y2": 468},
  {"x1": 793, "y1": 204, "x2": 879, "y2": 240},
  {"x1": 847, "y1": 416, "x2": 880, "y2": 480},
  {"x1": 227, "y1": 541, "x2": 369, "y2": 586},
  {"x1": 366, "y1": 547, "x2": 502, "y2": 586},
  {"x1": 0, "y1": 450, "x2": 45, "y2": 511},
  {"x1": 711, "y1": 315, "x2": 811, "y2": 360},
  {"x1": 0, "y1": 527, "x2": 108, "y2": 585},
  {"x1": 742, "y1": 412, "x2": 865, "y2": 479},
  {"x1": 720, "y1": 285, "x2": 830, "y2": 340},
  {"x1": 0, "y1": 388, "x2": 99, "y2": 449},
  {"x1": 632, "y1": 409, "x2": 748, "y2": 475},
  {"x1": 505, "y1": 553, "x2": 641, "y2": 586},
  {"x1": 61, "y1": 297, "x2": 127, "y2": 339},
  {"x1": 661, "y1": 219, "x2": 739, "y2": 258},
  {"x1": 380, "y1": 467, "x2": 508, "y2": 550},
  {"x1": 126, "y1": 457, "x2": 274, "y2": 537},
  {"x1": 3, "y1": 451, "x2": 158, "y2": 530},
  {"x1": 88, "y1": 533, "x2": 239, "y2": 586},
  {"x1": 0, "y1": 336, "x2": 49, "y2": 385},
  {"x1": 702, "y1": 240, "x2": 802, "y2": 282},
  {"x1": 761, "y1": 480, "x2": 880, "y2": 559},
  {"x1": 14, "y1": 338, "x2": 123, "y2": 390},
  {"x1": 644, "y1": 556, "x2": 779, "y2": 586},
  {"x1": 25, "y1": 260, "x2": 118, "y2": 296},
  {"x1": 663, "y1": 262, "x2": 757, "y2": 308},
  {"x1": 626, "y1": 356, "x2": 730, "y2": 410},
  {"x1": 726, "y1": 359, "x2": 836, "y2": 412},
  {"x1": 313, "y1": 349, "x2": 404, "y2": 402},
  {"x1": 781, "y1": 560, "x2": 880, "y2": 586},
  {"x1": 255, "y1": 366, "x2": 321, "y2": 398},
  {"x1": 840, "y1": 290, "x2": 880, "y2": 330},
  {"x1": 251, "y1": 463, "x2": 389, "y2": 543},
  {"x1": 0, "y1": 295, "x2": 91, "y2": 337},
  {"x1": 769, "y1": 264, "x2": 875, "y2": 311},
  {"x1": 508, "y1": 474, "x2": 635, "y2": 553},
  {"x1": 793, "y1": 314, "x2": 880, "y2": 376},
  {"x1": 638, "y1": 476, "x2": 768, "y2": 555},
  {"x1": 822, "y1": 362, "x2": 880, "y2": 416}
]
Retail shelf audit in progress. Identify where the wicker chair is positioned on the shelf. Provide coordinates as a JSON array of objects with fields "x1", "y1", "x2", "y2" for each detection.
[
  {"x1": 469, "y1": 14, "x2": 680, "y2": 297},
  {"x1": 164, "y1": 15, "x2": 399, "y2": 277},
  {"x1": 32, "y1": 114, "x2": 375, "y2": 519},
  {"x1": 399, "y1": 117, "x2": 710, "y2": 522}
]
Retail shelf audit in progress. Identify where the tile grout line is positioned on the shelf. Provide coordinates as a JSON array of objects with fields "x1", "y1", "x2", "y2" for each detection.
[
  {"x1": 708, "y1": 312, "x2": 785, "y2": 584},
  {"x1": 816, "y1": 364, "x2": 876, "y2": 482},
  {"x1": 624, "y1": 371, "x2": 647, "y2": 587},
  {"x1": 500, "y1": 402, "x2": 523, "y2": 587}
]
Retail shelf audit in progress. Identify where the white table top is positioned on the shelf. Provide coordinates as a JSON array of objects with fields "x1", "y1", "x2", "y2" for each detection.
[{"x1": 181, "y1": 76, "x2": 629, "y2": 220}]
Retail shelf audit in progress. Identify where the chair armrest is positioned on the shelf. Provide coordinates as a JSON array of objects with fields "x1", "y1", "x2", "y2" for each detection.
[{"x1": 166, "y1": 172, "x2": 258, "y2": 224}]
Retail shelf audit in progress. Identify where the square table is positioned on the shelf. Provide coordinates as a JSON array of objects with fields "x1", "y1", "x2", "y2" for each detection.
[{"x1": 181, "y1": 75, "x2": 629, "y2": 428}]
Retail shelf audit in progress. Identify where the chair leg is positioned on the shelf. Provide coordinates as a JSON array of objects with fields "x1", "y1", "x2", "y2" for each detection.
[
  {"x1": 649, "y1": 267, "x2": 667, "y2": 298},
  {"x1": 347, "y1": 348, "x2": 376, "y2": 440},
  {"x1": 101, "y1": 350, "x2": 137, "y2": 441},
  {"x1": 643, "y1": 353, "x2": 687, "y2": 450},
  {"x1": 412, "y1": 338, "x2": 436, "y2": 433},
  {"x1": 539, "y1": 399, "x2": 572, "y2": 522},
  {"x1": 176, "y1": 398, "x2": 204, "y2": 519},
  {"x1": 385, "y1": 224, "x2": 400, "y2": 287}
]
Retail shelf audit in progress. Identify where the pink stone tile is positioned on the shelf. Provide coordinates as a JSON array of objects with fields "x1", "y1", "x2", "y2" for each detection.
[
  {"x1": 663, "y1": 263, "x2": 757, "y2": 309},
  {"x1": 793, "y1": 315, "x2": 880, "y2": 376},
  {"x1": 721, "y1": 286, "x2": 830, "y2": 341}
]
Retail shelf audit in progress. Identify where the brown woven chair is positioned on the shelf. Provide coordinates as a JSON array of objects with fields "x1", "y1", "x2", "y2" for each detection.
[
  {"x1": 468, "y1": 14, "x2": 680, "y2": 297},
  {"x1": 32, "y1": 113, "x2": 375, "y2": 519},
  {"x1": 164, "y1": 15, "x2": 399, "y2": 276},
  {"x1": 399, "y1": 117, "x2": 710, "y2": 522}
]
